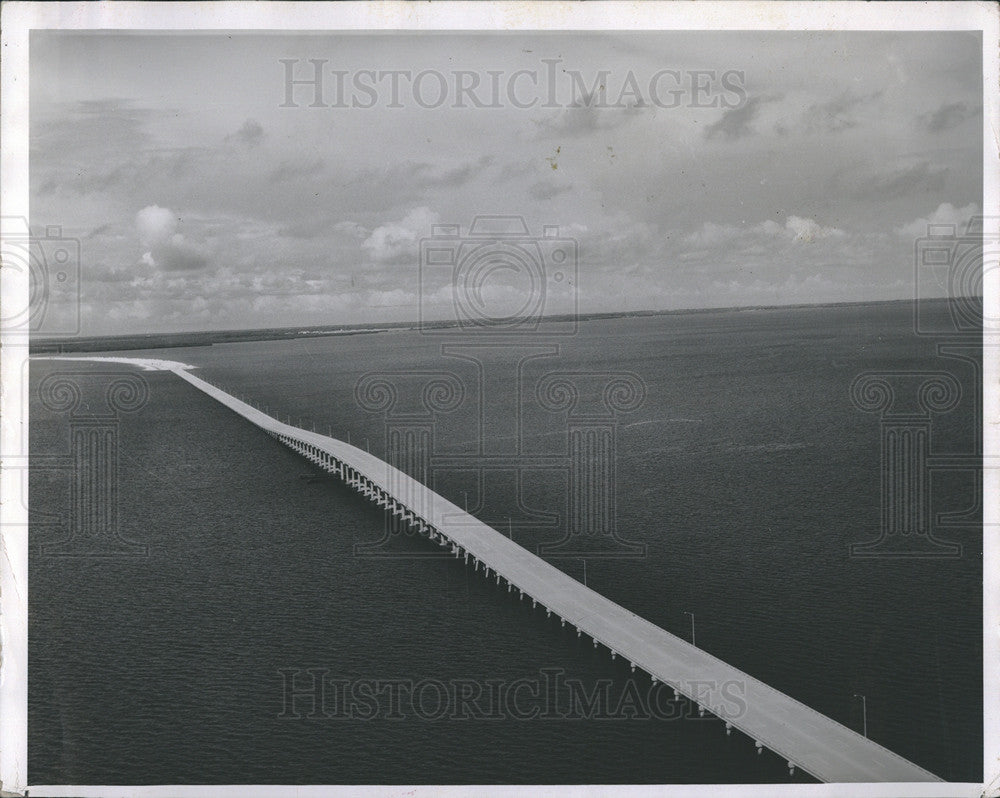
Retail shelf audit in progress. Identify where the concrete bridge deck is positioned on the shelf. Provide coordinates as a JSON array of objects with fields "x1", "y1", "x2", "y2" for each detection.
[{"x1": 36, "y1": 357, "x2": 944, "y2": 784}]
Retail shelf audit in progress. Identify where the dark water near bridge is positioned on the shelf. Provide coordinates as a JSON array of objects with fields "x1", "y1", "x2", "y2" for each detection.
[{"x1": 29, "y1": 301, "x2": 982, "y2": 784}]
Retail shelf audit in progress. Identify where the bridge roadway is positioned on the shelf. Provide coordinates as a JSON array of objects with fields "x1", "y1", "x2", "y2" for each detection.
[{"x1": 37, "y1": 357, "x2": 944, "y2": 783}]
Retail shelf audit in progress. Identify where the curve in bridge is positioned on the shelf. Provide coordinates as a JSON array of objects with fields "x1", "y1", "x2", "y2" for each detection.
[{"x1": 34, "y1": 357, "x2": 943, "y2": 784}]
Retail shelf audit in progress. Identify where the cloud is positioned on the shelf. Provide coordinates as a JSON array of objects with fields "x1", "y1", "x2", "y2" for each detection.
[
  {"x1": 896, "y1": 202, "x2": 980, "y2": 239},
  {"x1": 917, "y1": 101, "x2": 980, "y2": 133},
  {"x1": 528, "y1": 180, "x2": 573, "y2": 201},
  {"x1": 496, "y1": 160, "x2": 535, "y2": 183},
  {"x1": 853, "y1": 161, "x2": 947, "y2": 200},
  {"x1": 333, "y1": 220, "x2": 369, "y2": 239},
  {"x1": 683, "y1": 216, "x2": 842, "y2": 249},
  {"x1": 227, "y1": 118, "x2": 264, "y2": 147},
  {"x1": 426, "y1": 156, "x2": 494, "y2": 188},
  {"x1": 362, "y1": 206, "x2": 439, "y2": 265},
  {"x1": 135, "y1": 204, "x2": 209, "y2": 271},
  {"x1": 268, "y1": 158, "x2": 325, "y2": 183},
  {"x1": 704, "y1": 96, "x2": 766, "y2": 141},
  {"x1": 784, "y1": 215, "x2": 844, "y2": 242},
  {"x1": 535, "y1": 102, "x2": 639, "y2": 139},
  {"x1": 805, "y1": 90, "x2": 882, "y2": 134}
]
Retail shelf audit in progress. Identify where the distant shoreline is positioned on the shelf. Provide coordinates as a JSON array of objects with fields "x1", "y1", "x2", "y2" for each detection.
[{"x1": 29, "y1": 295, "x2": 980, "y2": 354}]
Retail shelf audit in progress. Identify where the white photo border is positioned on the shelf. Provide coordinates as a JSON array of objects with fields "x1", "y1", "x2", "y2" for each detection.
[{"x1": 1, "y1": 2, "x2": 996, "y2": 797}]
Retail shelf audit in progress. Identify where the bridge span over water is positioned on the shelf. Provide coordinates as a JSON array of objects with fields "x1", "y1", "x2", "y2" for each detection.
[{"x1": 36, "y1": 356, "x2": 943, "y2": 784}]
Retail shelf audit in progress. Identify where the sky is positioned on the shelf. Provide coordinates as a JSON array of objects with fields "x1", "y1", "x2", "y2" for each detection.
[{"x1": 29, "y1": 31, "x2": 983, "y2": 336}]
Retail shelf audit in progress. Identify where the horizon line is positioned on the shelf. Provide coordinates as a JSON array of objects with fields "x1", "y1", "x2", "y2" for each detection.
[{"x1": 31, "y1": 294, "x2": 981, "y2": 345}]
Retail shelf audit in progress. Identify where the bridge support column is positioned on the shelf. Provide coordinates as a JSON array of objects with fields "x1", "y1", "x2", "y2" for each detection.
[
  {"x1": 755, "y1": 741, "x2": 763, "y2": 755},
  {"x1": 725, "y1": 722, "x2": 732, "y2": 736},
  {"x1": 787, "y1": 762, "x2": 795, "y2": 775}
]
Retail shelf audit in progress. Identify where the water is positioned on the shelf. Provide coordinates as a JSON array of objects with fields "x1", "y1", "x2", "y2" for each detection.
[{"x1": 29, "y1": 301, "x2": 982, "y2": 784}]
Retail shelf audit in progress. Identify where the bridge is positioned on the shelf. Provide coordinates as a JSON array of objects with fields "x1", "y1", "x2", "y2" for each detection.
[{"x1": 36, "y1": 356, "x2": 943, "y2": 783}]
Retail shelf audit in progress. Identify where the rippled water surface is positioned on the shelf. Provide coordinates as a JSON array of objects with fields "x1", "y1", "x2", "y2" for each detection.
[{"x1": 29, "y1": 302, "x2": 982, "y2": 784}]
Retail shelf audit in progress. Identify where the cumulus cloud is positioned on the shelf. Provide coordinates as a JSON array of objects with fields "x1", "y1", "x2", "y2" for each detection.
[
  {"x1": 362, "y1": 206, "x2": 439, "y2": 264},
  {"x1": 683, "y1": 215, "x2": 842, "y2": 248},
  {"x1": 135, "y1": 204, "x2": 209, "y2": 271},
  {"x1": 896, "y1": 202, "x2": 980, "y2": 239},
  {"x1": 785, "y1": 215, "x2": 844, "y2": 242}
]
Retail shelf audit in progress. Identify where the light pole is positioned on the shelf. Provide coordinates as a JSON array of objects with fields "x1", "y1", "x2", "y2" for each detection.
[
  {"x1": 463, "y1": 491, "x2": 469, "y2": 511},
  {"x1": 685, "y1": 611, "x2": 696, "y2": 647},
  {"x1": 581, "y1": 558, "x2": 587, "y2": 587},
  {"x1": 854, "y1": 694, "x2": 867, "y2": 738}
]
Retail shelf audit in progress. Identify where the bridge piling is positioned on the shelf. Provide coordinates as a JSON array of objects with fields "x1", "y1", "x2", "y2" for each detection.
[{"x1": 137, "y1": 363, "x2": 947, "y2": 786}]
